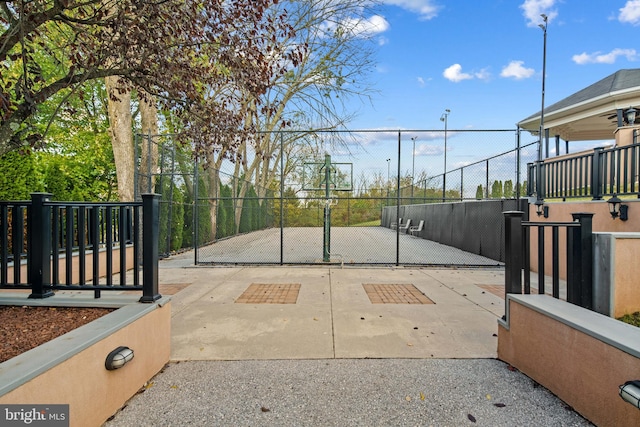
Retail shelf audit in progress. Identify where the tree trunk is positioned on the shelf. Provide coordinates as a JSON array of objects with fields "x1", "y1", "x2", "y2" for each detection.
[
  {"x1": 138, "y1": 91, "x2": 160, "y2": 197},
  {"x1": 106, "y1": 76, "x2": 135, "y2": 201}
]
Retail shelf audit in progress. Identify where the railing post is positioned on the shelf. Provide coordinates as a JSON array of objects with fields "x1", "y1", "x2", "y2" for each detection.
[
  {"x1": 567, "y1": 212, "x2": 593, "y2": 310},
  {"x1": 504, "y1": 211, "x2": 524, "y2": 302},
  {"x1": 29, "y1": 193, "x2": 54, "y2": 299},
  {"x1": 592, "y1": 147, "x2": 604, "y2": 200},
  {"x1": 140, "y1": 193, "x2": 161, "y2": 303}
]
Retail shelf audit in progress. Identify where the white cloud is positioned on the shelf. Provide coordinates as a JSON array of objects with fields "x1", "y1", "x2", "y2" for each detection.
[
  {"x1": 500, "y1": 60, "x2": 535, "y2": 79},
  {"x1": 520, "y1": 0, "x2": 558, "y2": 27},
  {"x1": 382, "y1": 0, "x2": 440, "y2": 20},
  {"x1": 572, "y1": 48, "x2": 638, "y2": 64},
  {"x1": 339, "y1": 15, "x2": 390, "y2": 37},
  {"x1": 619, "y1": 0, "x2": 640, "y2": 25},
  {"x1": 442, "y1": 64, "x2": 489, "y2": 82},
  {"x1": 474, "y1": 68, "x2": 491, "y2": 81},
  {"x1": 443, "y1": 64, "x2": 473, "y2": 82},
  {"x1": 417, "y1": 77, "x2": 425, "y2": 87},
  {"x1": 415, "y1": 143, "x2": 442, "y2": 156}
]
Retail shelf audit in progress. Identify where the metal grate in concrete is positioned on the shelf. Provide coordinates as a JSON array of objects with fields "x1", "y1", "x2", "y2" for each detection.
[
  {"x1": 363, "y1": 283, "x2": 434, "y2": 304},
  {"x1": 235, "y1": 283, "x2": 301, "y2": 304}
]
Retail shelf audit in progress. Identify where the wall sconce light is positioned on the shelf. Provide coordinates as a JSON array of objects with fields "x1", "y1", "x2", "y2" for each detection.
[
  {"x1": 534, "y1": 199, "x2": 549, "y2": 218},
  {"x1": 607, "y1": 194, "x2": 629, "y2": 221},
  {"x1": 619, "y1": 380, "x2": 640, "y2": 409},
  {"x1": 105, "y1": 346, "x2": 134, "y2": 370},
  {"x1": 625, "y1": 107, "x2": 637, "y2": 126}
]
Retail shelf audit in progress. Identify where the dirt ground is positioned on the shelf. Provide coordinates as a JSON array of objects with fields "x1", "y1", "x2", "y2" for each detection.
[{"x1": 0, "y1": 306, "x2": 114, "y2": 363}]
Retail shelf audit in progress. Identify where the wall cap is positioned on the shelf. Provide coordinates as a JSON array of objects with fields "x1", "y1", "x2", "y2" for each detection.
[{"x1": 503, "y1": 294, "x2": 640, "y2": 359}]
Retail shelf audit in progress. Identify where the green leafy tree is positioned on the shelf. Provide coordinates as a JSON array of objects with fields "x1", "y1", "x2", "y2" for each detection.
[
  {"x1": 239, "y1": 185, "x2": 260, "y2": 233},
  {"x1": 475, "y1": 185, "x2": 484, "y2": 200},
  {"x1": 182, "y1": 174, "x2": 213, "y2": 247},
  {"x1": 491, "y1": 180, "x2": 503, "y2": 198},
  {"x1": 157, "y1": 179, "x2": 185, "y2": 253},
  {"x1": 0, "y1": 151, "x2": 42, "y2": 199},
  {"x1": 217, "y1": 185, "x2": 234, "y2": 238},
  {"x1": 1, "y1": 0, "x2": 299, "y2": 156},
  {"x1": 520, "y1": 180, "x2": 528, "y2": 197},
  {"x1": 504, "y1": 180, "x2": 514, "y2": 198}
]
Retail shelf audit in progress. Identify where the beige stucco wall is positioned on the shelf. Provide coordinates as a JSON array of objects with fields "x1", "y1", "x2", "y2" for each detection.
[
  {"x1": 612, "y1": 237, "x2": 640, "y2": 317},
  {"x1": 498, "y1": 297, "x2": 640, "y2": 427},
  {"x1": 529, "y1": 200, "x2": 640, "y2": 280},
  {"x1": 0, "y1": 300, "x2": 171, "y2": 427}
]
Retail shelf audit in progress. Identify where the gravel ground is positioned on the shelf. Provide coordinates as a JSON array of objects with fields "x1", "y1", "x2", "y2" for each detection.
[{"x1": 105, "y1": 359, "x2": 592, "y2": 427}]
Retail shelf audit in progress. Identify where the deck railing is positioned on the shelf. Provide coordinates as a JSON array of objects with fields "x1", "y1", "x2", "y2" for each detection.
[
  {"x1": 0, "y1": 193, "x2": 160, "y2": 301},
  {"x1": 527, "y1": 136, "x2": 640, "y2": 200}
]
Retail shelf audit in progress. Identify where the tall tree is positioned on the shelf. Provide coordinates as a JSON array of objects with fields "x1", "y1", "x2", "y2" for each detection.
[
  {"x1": 226, "y1": 0, "x2": 379, "y2": 232},
  {"x1": 1, "y1": 0, "x2": 301, "y2": 157},
  {"x1": 503, "y1": 179, "x2": 514, "y2": 198},
  {"x1": 491, "y1": 180, "x2": 503, "y2": 198}
]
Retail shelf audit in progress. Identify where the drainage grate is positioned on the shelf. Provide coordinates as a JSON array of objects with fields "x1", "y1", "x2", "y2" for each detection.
[
  {"x1": 362, "y1": 283, "x2": 434, "y2": 304},
  {"x1": 235, "y1": 283, "x2": 301, "y2": 304}
]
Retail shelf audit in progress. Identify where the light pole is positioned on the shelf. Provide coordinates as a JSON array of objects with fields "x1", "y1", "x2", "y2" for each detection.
[
  {"x1": 411, "y1": 136, "x2": 417, "y2": 201},
  {"x1": 440, "y1": 109, "x2": 450, "y2": 202},
  {"x1": 537, "y1": 14, "x2": 548, "y2": 203},
  {"x1": 386, "y1": 158, "x2": 391, "y2": 205}
]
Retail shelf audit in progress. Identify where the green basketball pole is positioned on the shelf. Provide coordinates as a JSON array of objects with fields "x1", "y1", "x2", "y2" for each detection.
[{"x1": 323, "y1": 154, "x2": 331, "y2": 262}]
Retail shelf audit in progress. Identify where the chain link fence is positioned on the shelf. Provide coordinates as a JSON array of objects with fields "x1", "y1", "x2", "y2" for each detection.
[{"x1": 136, "y1": 129, "x2": 538, "y2": 265}]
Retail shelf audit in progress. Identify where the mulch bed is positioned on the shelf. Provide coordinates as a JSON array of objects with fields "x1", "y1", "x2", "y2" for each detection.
[
  {"x1": 0, "y1": 306, "x2": 114, "y2": 363},
  {"x1": 0, "y1": 283, "x2": 188, "y2": 364}
]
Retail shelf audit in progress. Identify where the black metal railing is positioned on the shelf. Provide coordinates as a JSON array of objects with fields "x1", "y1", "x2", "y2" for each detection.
[
  {"x1": 0, "y1": 193, "x2": 160, "y2": 302},
  {"x1": 504, "y1": 211, "x2": 593, "y2": 311},
  {"x1": 527, "y1": 137, "x2": 640, "y2": 200}
]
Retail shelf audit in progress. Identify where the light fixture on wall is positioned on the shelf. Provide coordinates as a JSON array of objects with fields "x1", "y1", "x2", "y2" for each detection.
[
  {"x1": 625, "y1": 107, "x2": 637, "y2": 126},
  {"x1": 619, "y1": 380, "x2": 640, "y2": 409},
  {"x1": 534, "y1": 199, "x2": 549, "y2": 218},
  {"x1": 607, "y1": 194, "x2": 629, "y2": 221},
  {"x1": 105, "y1": 346, "x2": 134, "y2": 370}
]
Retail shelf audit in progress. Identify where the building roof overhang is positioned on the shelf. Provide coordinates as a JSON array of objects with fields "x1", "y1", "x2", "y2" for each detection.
[{"x1": 518, "y1": 69, "x2": 640, "y2": 141}]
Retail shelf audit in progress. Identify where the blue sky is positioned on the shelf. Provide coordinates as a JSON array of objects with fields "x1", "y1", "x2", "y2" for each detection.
[
  {"x1": 350, "y1": 0, "x2": 639, "y2": 130},
  {"x1": 329, "y1": 0, "x2": 640, "y2": 183}
]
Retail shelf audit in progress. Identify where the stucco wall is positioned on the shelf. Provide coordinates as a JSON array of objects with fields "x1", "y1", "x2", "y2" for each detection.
[
  {"x1": 528, "y1": 199, "x2": 640, "y2": 280},
  {"x1": 498, "y1": 295, "x2": 640, "y2": 427},
  {"x1": 594, "y1": 233, "x2": 640, "y2": 317},
  {"x1": 0, "y1": 299, "x2": 171, "y2": 427}
]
